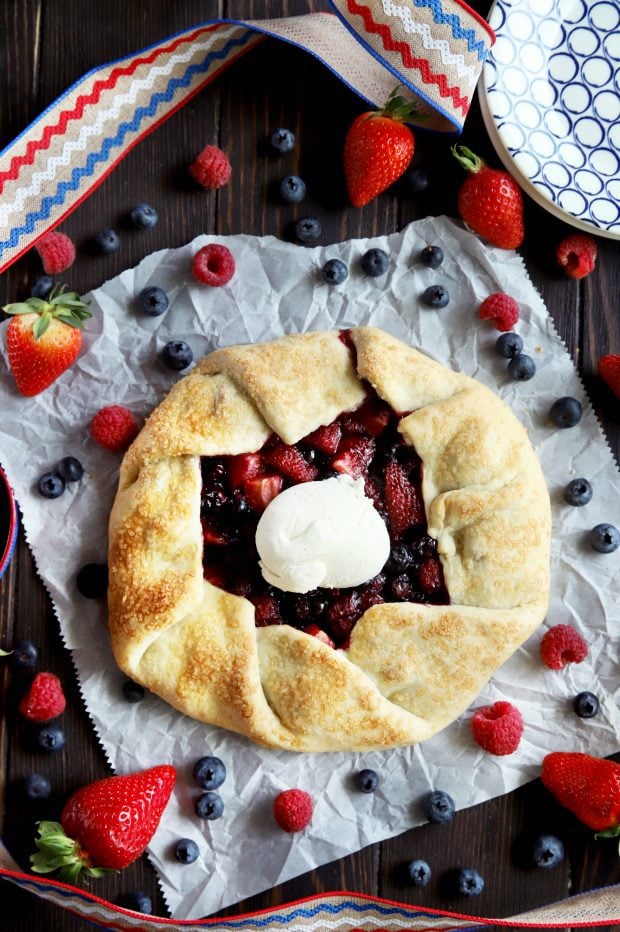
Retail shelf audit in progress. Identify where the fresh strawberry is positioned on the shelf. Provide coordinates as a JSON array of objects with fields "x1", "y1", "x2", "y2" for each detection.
[
  {"x1": 265, "y1": 442, "x2": 318, "y2": 483},
  {"x1": 303, "y1": 422, "x2": 342, "y2": 455},
  {"x1": 452, "y1": 145, "x2": 524, "y2": 249},
  {"x1": 303, "y1": 624, "x2": 336, "y2": 648},
  {"x1": 384, "y1": 461, "x2": 424, "y2": 538},
  {"x1": 331, "y1": 436, "x2": 375, "y2": 479},
  {"x1": 227, "y1": 452, "x2": 263, "y2": 487},
  {"x1": 30, "y1": 765, "x2": 175, "y2": 882},
  {"x1": 19, "y1": 672, "x2": 66, "y2": 722},
  {"x1": 598, "y1": 355, "x2": 620, "y2": 400},
  {"x1": 541, "y1": 752, "x2": 620, "y2": 838},
  {"x1": 556, "y1": 234, "x2": 597, "y2": 279},
  {"x1": 344, "y1": 86, "x2": 417, "y2": 207},
  {"x1": 243, "y1": 474, "x2": 283, "y2": 511},
  {"x1": 3, "y1": 285, "x2": 91, "y2": 396}
]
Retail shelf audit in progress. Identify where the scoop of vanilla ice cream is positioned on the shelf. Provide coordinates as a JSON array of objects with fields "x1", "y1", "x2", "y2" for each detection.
[{"x1": 255, "y1": 475, "x2": 390, "y2": 593}]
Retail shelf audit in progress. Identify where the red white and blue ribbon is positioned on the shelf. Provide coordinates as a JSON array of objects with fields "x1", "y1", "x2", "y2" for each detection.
[{"x1": 0, "y1": 2, "x2": 494, "y2": 276}]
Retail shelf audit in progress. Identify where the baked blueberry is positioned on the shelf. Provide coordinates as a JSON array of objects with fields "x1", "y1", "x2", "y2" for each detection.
[
  {"x1": 139, "y1": 286, "x2": 169, "y2": 317},
  {"x1": 57, "y1": 456, "x2": 84, "y2": 483},
  {"x1": 122, "y1": 680, "x2": 145, "y2": 703},
  {"x1": 423, "y1": 790, "x2": 455, "y2": 823},
  {"x1": 38, "y1": 472, "x2": 65, "y2": 499},
  {"x1": 295, "y1": 217, "x2": 321, "y2": 243},
  {"x1": 589, "y1": 523, "x2": 620, "y2": 553},
  {"x1": 193, "y1": 755, "x2": 226, "y2": 790},
  {"x1": 354, "y1": 768, "x2": 379, "y2": 793},
  {"x1": 563, "y1": 478, "x2": 592, "y2": 507},
  {"x1": 270, "y1": 128, "x2": 295, "y2": 153},
  {"x1": 174, "y1": 838, "x2": 200, "y2": 864},
  {"x1": 130, "y1": 203, "x2": 158, "y2": 229},
  {"x1": 161, "y1": 340, "x2": 193, "y2": 371},
  {"x1": 280, "y1": 175, "x2": 306, "y2": 204},
  {"x1": 507, "y1": 353, "x2": 536, "y2": 381},
  {"x1": 549, "y1": 397, "x2": 582, "y2": 428},
  {"x1": 23, "y1": 773, "x2": 51, "y2": 799},
  {"x1": 573, "y1": 691, "x2": 599, "y2": 718},
  {"x1": 407, "y1": 858, "x2": 431, "y2": 886},
  {"x1": 361, "y1": 248, "x2": 389, "y2": 277},
  {"x1": 95, "y1": 229, "x2": 120, "y2": 254},
  {"x1": 195, "y1": 791, "x2": 224, "y2": 820},
  {"x1": 421, "y1": 285, "x2": 449, "y2": 308},
  {"x1": 37, "y1": 724, "x2": 66, "y2": 752},
  {"x1": 495, "y1": 332, "x2": 523, "y2": 359},
  {"x1": 76, "y1": 562, "x2": 109, "y2": 599},
  {"x1": 532, "y1": 834, "x2": 565, "y2": 868},
  {"x1": 419, "y1": 245, "x2": 443, "y2": 269},
  {"x1": 458, "y1": 867, "x2": 484, "y2": 895},
  {"x1": 322, "y1": 259, "x2": 348, "y2": 285}
]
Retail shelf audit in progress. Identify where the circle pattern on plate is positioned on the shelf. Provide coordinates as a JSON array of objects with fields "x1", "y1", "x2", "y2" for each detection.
[{"x1": 483, "y1": 0, "x2": 620, "y2": 236}]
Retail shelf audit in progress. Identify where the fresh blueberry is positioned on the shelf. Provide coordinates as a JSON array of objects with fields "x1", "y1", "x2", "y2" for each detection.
[
  {"x1": 423, "y1": 790, "x2": 455, "y2": 824},
  {"x1": 590, "y1": 523, "x2": 620, "y2": 554},
  {"x1": 322, "y1": 259, "x2": 348, "y2": 285},
  {"x1": 361, "y1": 248, "x2": 389, "y2": 277},
  {"x1": 95, "y1": 228, "x2": 120, "y2": 254},
  {"x1": 122, "y1": 680, "x2": 145, "y2": 703},
  {"x1": 563, "y1": 478, "x2": 593, "y2": 507},
  {"x1": 532, "y1": 834, "x2": 565, "y2": 868},
  {"x1": 406, "y1": 858, "x2": 431, "y2": 886},
  {"x1": 161, "y1": 340, "x2": 193, "y2": 371},
  {"x1": 458, "y1": 867, "x2": 485, "y2": 896},
  {"x1": 279, "y1": 175, "x2": 306, "y2": 204},
  {"x1": 11, "y1": 639, "x2": 39, "y2": 668},
  {"x1": 495, "y1": 332, "x2": 523, "y2": 359},
  {"x1": 139, "y1": 286, "x2": 169, "y2": 317},
  {"x1": 549, "y1": 397, "x2": 582, "y2": 428},
  {"x1": 130, "y1": 203, "x2": 158, "y2": 229},
  {"x1": 573, "y1": 691, "x2": 599, "y2": 718},
  {"x1": 37, "y1": 724, "x2": 66, "y2": 752},
  {"x1": 421, "y1": 285, "x2": 449, "y2": 308},
  {"x1": 76, "y1": 562, "x2": 109, "y2": 599},
  {"x1": 119, "y1": 891, "x2": 153, "y2": 914},
  {"x1": 38, "y1": 472, "x2": 65, "y2": 499},
  {"x1": 295, "y1": 217, "x2": 321, "y2": 244},
  {"x1": 23, "y1": 773, "x2": 52, "y2": 800},
  {"x1": 507, "y1": 353, "x2": 536, "y2": 381},
  {"x1": 31, "y1": 275, "x2": 53, "y2": 299},
  {"x1": 354, "y1": 768, "x2": 379, "y2": 793},
  {"x1": 195, "y1": 791, "x2": 224, "y2": 820},
  {"x1": 419, "y1": 245, "x2": 443, "y2": 269},
  {"x1": 57, "y1": 456, "x2": 84, "y2": 483},
  {"x1": 174, "y1": 838, "x2": 200, "y2": 864},
  {"x1": 407, "y1": 168, "x2": 429, "y2": 194},
  {"x1": 193, "y1": 755, "x2": 226, "y2": 790},
  {"x1": 270, "y1": 128, "x2": 296, "y2": 154}
]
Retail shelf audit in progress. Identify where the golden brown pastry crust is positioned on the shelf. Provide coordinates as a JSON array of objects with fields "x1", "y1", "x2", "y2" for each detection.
[{"x1": 108, "y1": 328, "x2": 551, "y2": 751}]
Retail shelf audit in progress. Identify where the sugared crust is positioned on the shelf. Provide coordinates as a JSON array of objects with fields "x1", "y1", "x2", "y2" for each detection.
[{"x1": 107, "y1": 328, "x2": 551, "y2": 752}]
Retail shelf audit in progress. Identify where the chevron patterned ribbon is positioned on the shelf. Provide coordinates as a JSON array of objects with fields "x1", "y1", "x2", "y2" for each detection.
[{"x1": 0, "y1": 2, "x2": 494, "y2": 276}]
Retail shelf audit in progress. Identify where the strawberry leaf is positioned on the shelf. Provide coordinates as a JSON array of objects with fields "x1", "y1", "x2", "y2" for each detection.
[
  {"x1": 33, "y1": 312, "x2": 52, "y2": 340},
  {"x1": 30, "y1": 820, "x2": 115, "y2": 882},
  {"x1": 595, "y1": 825, "x2": 620, "y2": 839},
  {"x1": 0, "y1": 648, "x2": 12, "y2": 657},
  {"x1": 2, "y1": 302, "x2": 37, "y2": 316}
]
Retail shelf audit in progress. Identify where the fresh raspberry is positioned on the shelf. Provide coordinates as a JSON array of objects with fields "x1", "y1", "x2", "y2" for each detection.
[
  {"x1": 90, "y1": 405, "x2": 138, "y2": 452},
  {"x1": 471, "y1": 701, "x2": 523, "y2": 756},
  {"x1": 192, "y1": 244, "x2": 235, "y2": 287},
  {"x1": 479, "y1": 293, "x2": 520, "y2": 332},
  {"x1": 35, "y1": 232, "x2": 76, "y2": 274},
  {"x1": 273, "y1": 788, "x2": 313, "y2": 832},
  {"x1": 540, "y1": 624, "x2": 588, "y2": 670},
  {"x1": 556, "y1": 234, "x2": 597, "y2": 279},
  {"x1": 598, "y1": 354, "x2": 620, "y2": 400},
  {"x1": 19, "y1": 672, "x2": 66, "y2": 722},
  {"x1": 189, "y1": 145, "x2": 232, "y2": 189}
]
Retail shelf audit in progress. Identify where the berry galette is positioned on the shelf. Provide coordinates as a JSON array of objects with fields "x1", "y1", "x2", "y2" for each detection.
[{"x1": 108, "y1": 328, "x2": 550, "y2": 751}]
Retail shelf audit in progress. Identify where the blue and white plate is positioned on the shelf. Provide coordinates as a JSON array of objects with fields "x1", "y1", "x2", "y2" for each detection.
[{"x1": 480, "y1": 0, "x2": 620, "y2": 239}]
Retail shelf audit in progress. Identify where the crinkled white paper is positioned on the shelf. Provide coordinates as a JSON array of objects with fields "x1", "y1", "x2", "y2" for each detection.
[{"x1": 0, "y1": 218, "x2": 618, "y2": 920}]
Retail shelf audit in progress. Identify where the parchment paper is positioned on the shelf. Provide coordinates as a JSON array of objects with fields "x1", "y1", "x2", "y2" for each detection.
[{"x1": 0, "y1": 217, "x2": 618, "y2": 920}]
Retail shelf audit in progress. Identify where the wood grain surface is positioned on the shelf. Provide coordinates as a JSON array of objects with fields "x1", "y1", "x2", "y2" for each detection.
[{"x1": 1, "y1": 1, "x2": 619, "y2": 929}]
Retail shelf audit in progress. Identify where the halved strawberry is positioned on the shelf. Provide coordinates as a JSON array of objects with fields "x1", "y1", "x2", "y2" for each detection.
[
  {"x1": 385, "y1": 461, "x2": 424, "y2": 538},
  {"x1": 418, "y1": 557, "x2": 442, "y2": 594},
  {"x1": 243, "y1": 474, "x2": 283, "y2": 511},
  {"x1": 265, "y1": 443, "x2": 318, "y2": 483},
  {"x1": 343, "y1": 396, "x2": 392, "y2": 437},
  {"x1": 303, "y1": 625, "x2": 336, "y2": 648},
  {"x1": 303, "y1": 422, "x2": 342, "y2": 455},
  {"x1": 364, "y1": 474, "x2": 384, "y2": 512},
  {"x1": 252, "y1": 594, "x2": 282, "y2": 627},
  {"x1": 332, "y1": 436, "x2": 375, "y2": 479},
  {"x1": 228, "y1": 452, "x2": 263, "y2": 488}
]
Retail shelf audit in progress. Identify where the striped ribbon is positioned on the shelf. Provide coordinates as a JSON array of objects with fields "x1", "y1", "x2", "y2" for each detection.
[{"x1": 0, "y1": 1, "x2": 494, "y2": 275}]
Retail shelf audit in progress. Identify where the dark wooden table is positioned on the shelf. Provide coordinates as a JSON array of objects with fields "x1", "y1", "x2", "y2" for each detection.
[{"x1": 1, "y1": 1, "x2": 619, "y2": 929}]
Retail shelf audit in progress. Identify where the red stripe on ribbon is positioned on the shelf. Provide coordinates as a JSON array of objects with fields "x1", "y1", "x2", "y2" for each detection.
[
  {"x1": 346, "y1": 0, "x2": 469, "y2": 113},
  {"x1": 0, "y1": 23, "x2": 222, "y2": 194}
]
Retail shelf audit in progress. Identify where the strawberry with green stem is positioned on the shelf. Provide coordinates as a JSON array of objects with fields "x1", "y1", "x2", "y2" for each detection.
[
  {"x1": 541, "y1": 752, "x2": 620, "y2": 851},
  {"x1": 3, "y1": 284, "x2": 91, "y2": 397},
  {"x1": 344, "y1": 86, "x2": 420, "y2": 207},
  {"x1": 452, "y1": 145, "x2": 524, "y2": 250}
]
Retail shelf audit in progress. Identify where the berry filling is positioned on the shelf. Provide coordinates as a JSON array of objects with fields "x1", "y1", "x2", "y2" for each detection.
[{"x1": 199, "y1": 386, "x2": 449, "y2": 646}]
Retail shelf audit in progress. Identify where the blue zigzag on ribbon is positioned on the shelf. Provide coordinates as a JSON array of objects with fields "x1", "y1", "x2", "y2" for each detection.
[
  {"x1": 0, "y1": 28, "x2": 255, "y2": 258},
  {"x1": 412, "y1": 0, "x2": 487, "y2": 58}
]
